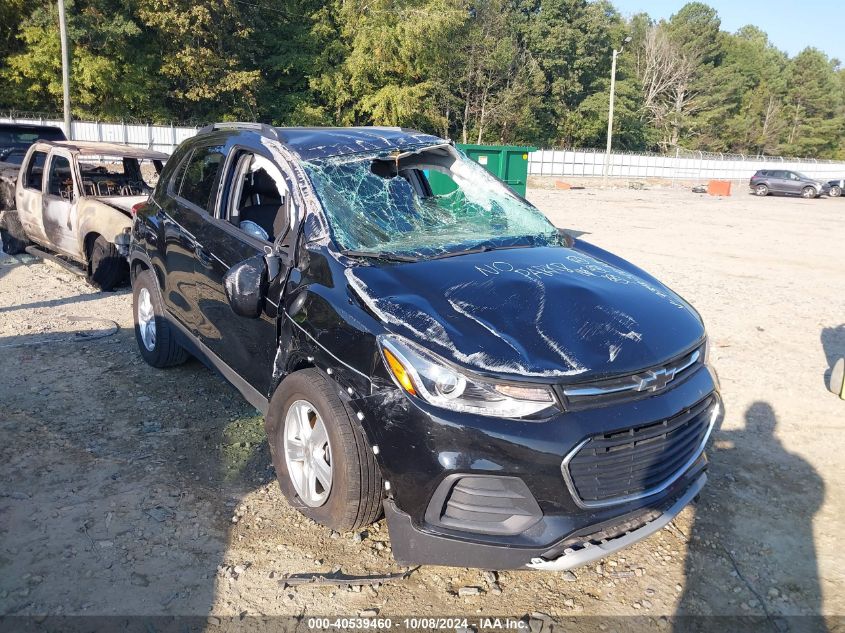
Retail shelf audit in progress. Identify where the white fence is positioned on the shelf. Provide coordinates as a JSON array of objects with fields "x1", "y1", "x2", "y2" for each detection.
[
  {"x1": 5, "y1": 114, "x2": 845, "y2": 182},
  {"x1": 0, "y1": 114, "x2": 198, "y2": 155},
  {"x1": 528, "y1": 148, "x2": 845, "y2": 182}
]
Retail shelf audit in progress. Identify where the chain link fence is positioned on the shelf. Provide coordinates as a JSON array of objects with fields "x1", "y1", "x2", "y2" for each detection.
[
  {"x1": 5, "y1": 111, "x2": 845, "y2": 182},
  {"x1": 528, "y1": 147, "x2": 845, "y2": 183}
]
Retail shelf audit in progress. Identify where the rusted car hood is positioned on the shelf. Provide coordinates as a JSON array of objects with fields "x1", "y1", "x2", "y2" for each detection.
[{"x1": 346, "y1": 242, "x2": 705, "y2": 381}]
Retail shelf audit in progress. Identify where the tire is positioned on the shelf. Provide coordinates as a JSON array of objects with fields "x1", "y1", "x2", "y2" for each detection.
[
  {"x1": 829, "y1": 185, "x2": 842, "y2": 198},
  {"x1": 266, "y1": 369, "x2": 383, "y2": 531},
  {"x1": 88, "y1": 235, "x2": 127, "y2": 290},
  {"x1": 801, "y1": 186, "x2": 817, "y2": 199},
  {"x1": 754, "y1": 184, "x2": 769, "y2": 196},
  {"x1": 132, "y1": 268, "x2": 189, "y2": 367},
  {"x1": 0, "y1": 209, "x2": 30, "y2": 255}
]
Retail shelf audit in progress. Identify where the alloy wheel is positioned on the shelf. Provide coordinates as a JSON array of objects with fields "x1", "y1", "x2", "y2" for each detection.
[
  {"x1": 284, "y1": 400, "x2": 333, "y2": 507},
  {"x1": 137, "y1": 287, "x2": 156, "y2": 352}
]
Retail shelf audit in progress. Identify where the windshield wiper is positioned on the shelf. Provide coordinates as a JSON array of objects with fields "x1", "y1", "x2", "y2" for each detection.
[
  {"x1": 425, "y1": 243, "x2": 534, "y2": 261},
  {"x1": 341, "y1": 249, "x2": 420, "y2": 263}
]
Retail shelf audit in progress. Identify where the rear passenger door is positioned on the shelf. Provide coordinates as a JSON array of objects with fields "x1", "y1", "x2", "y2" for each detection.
[{"x1": 191, "y1": 149, "x2": 293, "y2": 395}]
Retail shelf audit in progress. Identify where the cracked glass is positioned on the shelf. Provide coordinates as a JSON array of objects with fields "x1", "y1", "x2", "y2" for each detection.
[{"x1": 302, "y1": 146, "x2": 559, "y2": 259}]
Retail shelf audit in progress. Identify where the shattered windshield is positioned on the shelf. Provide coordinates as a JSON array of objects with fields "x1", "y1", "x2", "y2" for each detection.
[{"x1": 302, "y1": 145, "x2": 559, "y2": 258}]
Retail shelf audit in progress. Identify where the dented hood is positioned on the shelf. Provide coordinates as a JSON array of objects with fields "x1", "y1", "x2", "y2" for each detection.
[{"x1": 346, "y1": 244, "x2": 705, "y2": 381}]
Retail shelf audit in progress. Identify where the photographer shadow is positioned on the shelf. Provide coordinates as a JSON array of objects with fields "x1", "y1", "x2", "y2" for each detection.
[
  {"x1": 674, "y1": 402, "x2": 826, "y2": 633},
  {"x1": 821, "y1": 325, "x2": 844, "y2": 391}
]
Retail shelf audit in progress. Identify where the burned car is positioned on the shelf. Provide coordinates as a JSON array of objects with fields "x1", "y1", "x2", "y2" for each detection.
[
  {"x1": 129, "y1": 123, "x2": 722, "y2": 570},
  {"x1": 1, "y1": 140, "x2": 166, "y2": 289}
]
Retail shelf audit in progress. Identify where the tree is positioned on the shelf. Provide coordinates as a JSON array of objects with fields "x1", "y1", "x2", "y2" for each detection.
[
  {"x1": 707, "y1": 26, "x2": 788, "y2": 155},
  {"x1": 136, "y1": 0, "x2": 265, "y2": 121},
  {"x1": 781, "y1": 48, "x2": 843, "y2": 157},
  {"x1": 0, "y1": 0, "x2": 842, "y2": 157},
  {"x1": 517, "y1": 0, "x2": 620, "y2": 146},
  {"x1": 308, "y1": 0, "x2": 468, "y2": 131},
  {"x1": 2, "y1": 0, "x2": 165, "y2": 119}
]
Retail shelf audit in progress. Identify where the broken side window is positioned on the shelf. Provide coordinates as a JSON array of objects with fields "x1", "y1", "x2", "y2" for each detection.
[
  {"x1": 225, "y1": 153, "x2": 290, "y2": 243},
  {"x1": 302, "y1": 145, "x2": 559, "y2": 259},
  {"x1": 77, "y1": 155, "x2": 162, "y2": 197}
]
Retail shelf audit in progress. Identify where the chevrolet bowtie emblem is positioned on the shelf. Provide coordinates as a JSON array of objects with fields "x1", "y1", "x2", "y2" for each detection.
[{"x1": 635, "y1": 367, "x2": 677, "y2": 392}]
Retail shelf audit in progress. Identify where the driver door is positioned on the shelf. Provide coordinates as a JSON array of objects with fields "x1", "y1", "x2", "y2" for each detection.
[{"x1": 191, "y1": 150, "x2": 294, "y2": 396}]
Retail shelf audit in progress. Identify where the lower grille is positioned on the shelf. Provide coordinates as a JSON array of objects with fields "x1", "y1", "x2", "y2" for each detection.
[{"x1": 563, "y1": 395, "x2": 717, "y2": 507}]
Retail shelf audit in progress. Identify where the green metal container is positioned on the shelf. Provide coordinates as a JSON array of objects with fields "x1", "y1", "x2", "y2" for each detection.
[{"x1": 428, "y1": 144, "x2": 536, "y2": 198}]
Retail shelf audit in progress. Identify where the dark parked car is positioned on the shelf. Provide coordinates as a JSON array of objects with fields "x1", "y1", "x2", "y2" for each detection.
[
  {"x1": 130, "y1": 123, "x2": 722, "y2": 570},
  {"x1": 0, "y1": 122, "x2": 66, "y2": 165},
  {"x1": 824, "y1": 178, "x2": 843, "y2": 197},
  {"x1": 749, "y1": 169, "x2": 827, "y2": 198}
]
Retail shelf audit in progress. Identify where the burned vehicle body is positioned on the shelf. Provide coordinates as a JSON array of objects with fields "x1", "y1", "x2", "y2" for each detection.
[
  {"x1": 5, "y1": 140, "x2": 166, "y2": 288},
  {"x1": 130, "y1": 124, "x2": 722, "y2": 570}
]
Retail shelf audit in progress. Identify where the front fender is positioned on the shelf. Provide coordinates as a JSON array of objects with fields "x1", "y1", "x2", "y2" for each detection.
[{"x1": 76, "y1": 198, "x2": 133, "y2": 260}]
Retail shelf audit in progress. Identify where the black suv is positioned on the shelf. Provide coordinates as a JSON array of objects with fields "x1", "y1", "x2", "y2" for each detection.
[
  {"x1": 0, "y1": 122, "x2": 66, "y2": 164},
  {"x1": 749, "y1": 169, "x2": 827, "y2": 198},
  {"x1": 129, "y1": 123, "x2": 722, "y2": 570}
]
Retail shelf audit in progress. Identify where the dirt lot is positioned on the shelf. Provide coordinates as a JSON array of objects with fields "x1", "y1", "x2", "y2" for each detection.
[{"x1": 1, "y1": 185, "x2": 843, "y2": 628}]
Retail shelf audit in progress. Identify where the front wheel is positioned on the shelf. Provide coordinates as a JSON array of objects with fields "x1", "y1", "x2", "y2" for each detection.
[
  {"x1": 829, "y1": 185, "x2": 842, "y2": 198},
  {"x1": 132, "y1": 268, "x2": 189, "y2": 367},
  {"x1": 266, "y1": 369, "x2": 383, "y2": 531},
  {"x1": 801, "y1": 186, "x2": 817, "y2": 199},
  {"x1": 754, "y1": 184, "x2": 769, "y2": 196},
  {"x1": 88, "y1": 235, "x2": 127, "y2": 290}
]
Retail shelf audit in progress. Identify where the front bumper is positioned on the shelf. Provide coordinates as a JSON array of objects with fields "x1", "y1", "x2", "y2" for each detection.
[
  {"x1": 355, "y1": 364, "x2": 721, "y2": 570},
  {"x1": 385, "y1": 472, "x2": 706, "y2": 570}
]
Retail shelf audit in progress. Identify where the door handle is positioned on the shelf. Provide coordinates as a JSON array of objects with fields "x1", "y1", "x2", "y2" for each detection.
[{"x1": 194, "y1": 244, "x2": 214, "y2": 268}]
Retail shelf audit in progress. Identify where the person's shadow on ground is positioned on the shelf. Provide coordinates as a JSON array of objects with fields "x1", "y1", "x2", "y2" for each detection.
[
  {"x1": 821, "y1": 325, "x2": 845, "y2": 391},
  {"x1": 674, "y1": 401, "x2": 826, "y2": 633}
]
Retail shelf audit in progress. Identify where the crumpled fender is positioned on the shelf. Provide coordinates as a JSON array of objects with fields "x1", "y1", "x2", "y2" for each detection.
[{"x1": 76, "y1": 197, "x2": 133, "y2": 260}]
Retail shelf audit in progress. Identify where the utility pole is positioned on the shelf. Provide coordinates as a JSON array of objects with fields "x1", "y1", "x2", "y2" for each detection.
[
  {"x1": 603, "y1": 36, "x2": 631, "y2": 186},
  {"x1": 57, "y1": 0, "x2": 72, "y2": 139}
]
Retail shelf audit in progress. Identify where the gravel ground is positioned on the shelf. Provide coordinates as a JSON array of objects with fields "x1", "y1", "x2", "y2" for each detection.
[{"x1": 0, "y1": 185, "x2": 843, "y2": 628}]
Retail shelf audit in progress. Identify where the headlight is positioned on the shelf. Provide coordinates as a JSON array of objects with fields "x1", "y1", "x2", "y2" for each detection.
[{"x1": 379, "y1": 335, "x2": 557, "y2": 418}]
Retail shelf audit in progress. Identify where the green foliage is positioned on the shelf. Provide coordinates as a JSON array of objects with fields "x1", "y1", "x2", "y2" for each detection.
[{"x1": 1, "y1": 0, "x2": 843, "y2": 157}]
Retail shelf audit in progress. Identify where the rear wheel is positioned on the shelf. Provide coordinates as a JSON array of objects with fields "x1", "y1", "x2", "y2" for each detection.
[
  {"x1": 829, "y1": 185, "x2": 842, "y2": 198},
  {"x1": 266, "y1": 369, "x2": 383, "y2": 531},
  {"x1": 132, "y1": 268, "x2": 189, "y2": 367},
  {"x1": 88, "y1": 235, "x2": 127, "y2": 290},
  {"x1": 801, "y1": 186, "x2": 817, "y2": 199},
  {"x1": 754, "y1": 184, "x2": 769, "y2": 196},
  {"x1": 0, "y1": 209, "x2": 30, "y2": 255}
]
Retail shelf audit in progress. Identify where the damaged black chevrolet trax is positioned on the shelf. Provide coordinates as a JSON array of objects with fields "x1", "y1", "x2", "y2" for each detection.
[{"x1": 129, "y1": 123, "x2": 722, "y2": 570}]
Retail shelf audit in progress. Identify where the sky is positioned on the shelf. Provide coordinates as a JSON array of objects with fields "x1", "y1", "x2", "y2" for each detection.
[{"x1": 610, "y1": 0, "x2": 844, "y2": 62}]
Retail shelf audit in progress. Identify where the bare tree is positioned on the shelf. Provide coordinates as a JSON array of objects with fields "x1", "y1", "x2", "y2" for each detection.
[{"x1": 636, "y1": 25, "x2": 698, "y2": 150}]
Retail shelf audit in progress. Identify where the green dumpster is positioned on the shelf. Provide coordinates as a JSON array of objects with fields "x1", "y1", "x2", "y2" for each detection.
[{"x1": 428, "y1": 144, "x2": 535, "y2": 197}]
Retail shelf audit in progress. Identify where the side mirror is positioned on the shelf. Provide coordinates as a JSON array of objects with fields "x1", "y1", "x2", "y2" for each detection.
[{"x1": 223, "y1": 254, "x2": 268, "y2": 319}]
